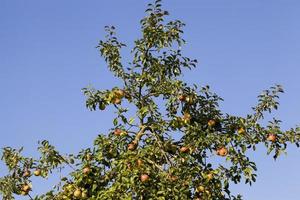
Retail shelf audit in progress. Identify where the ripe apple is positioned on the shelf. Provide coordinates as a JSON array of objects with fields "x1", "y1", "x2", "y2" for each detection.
[
  {"x1": 180, "y1": 146, "x2": 190, "y2": 153},
  {"x1": 114, "y1": 128, "x2": 122, "y2": 136},
  {"x1": 112, "y1": 98, "x2": 121, "y2": 104},
  {"x1": 137, "y1": 159, "x2": 143, "y2": 167},
  {"x1": 83, "y1": 167, "x2": 91, "y2": 175},
  {"x1": 217, "y1": 147, "x2": 228, "y2": 157},
  {"x1": 197, "y1": 185, "x2": 205, "y2": 193},
  {"x1": 178, "y1": 95, "x2": 186, "y2": 102},
  {"x1": 182, "y1": 113, "x2": 191, "y2": 123},
  {"x1": 207, "y1": 119, "x2": 216, "y2": 127},
  {"x1": 267, "y1": 133, "x2": 276, "y2": 142},
  {"x1": 169, "y1": 175, "x2": 178, "y2": 181},
  {"x1": 21, "y1": 190, "x2": 28, "y2": 196},
  {"x1": 33, "y1": 169, "x2": 41, "y2": 176},
  {"x1": 206, "y1": 173, "x2": 213, "y2": 181},
  {"x1": 115, "y1": 89, "x2": 125, "y2": 98},
  {"x1": 22, "y1": 184, "x2": 31, "y2": 192},
  {"x1": 128, "y1": 143, "x2": 136, "y2": 151},
  {"x1": 237, "y1": 127, "x2": 245, "y2": 134},
  {"x1": 73, "y1": 189, "x2": 82, "y2": 198},
  {"x1": 140, "y1": 174, "x2": 149, "y2": 182},
  {"x1": 23, "y1": 169, "x2": 31, "y2": 178}
]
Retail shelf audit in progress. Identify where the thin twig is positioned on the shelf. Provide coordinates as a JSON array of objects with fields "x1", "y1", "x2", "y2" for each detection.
[{"x1": 27, "y1": 193, "x2": 34, "y2": 200}]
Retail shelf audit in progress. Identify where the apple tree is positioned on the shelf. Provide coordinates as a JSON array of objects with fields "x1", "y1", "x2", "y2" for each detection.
[{"x1": 1, "y1": 1, "x2": 300, "y2": 199}]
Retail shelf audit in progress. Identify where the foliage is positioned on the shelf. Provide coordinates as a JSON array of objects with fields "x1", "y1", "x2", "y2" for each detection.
[{"x1": 1, "y1": 1, "x2": 300, "y2": 199}]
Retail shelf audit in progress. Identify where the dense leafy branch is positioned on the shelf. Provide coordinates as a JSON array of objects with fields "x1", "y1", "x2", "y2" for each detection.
[{"x1": 1, "y1": 0, "x2": 300, "y2": 200}]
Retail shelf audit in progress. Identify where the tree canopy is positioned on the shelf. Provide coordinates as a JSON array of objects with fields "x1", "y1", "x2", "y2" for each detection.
[{"x1": 1, "y1": 1, "x2": 300, "y2": 200}]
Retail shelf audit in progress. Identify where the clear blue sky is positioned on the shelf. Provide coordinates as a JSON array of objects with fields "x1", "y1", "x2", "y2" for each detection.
[{"x1": 1, "y1": 0, "x2": 300, "y2": 199}]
